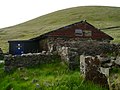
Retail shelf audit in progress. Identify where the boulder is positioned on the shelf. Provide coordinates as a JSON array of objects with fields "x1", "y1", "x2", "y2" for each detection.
[
  {"x1": 115, "y1": 56, "x2": 120, "y2": 66},
  {"x1": 36, "y1": 83, "x2": 40, "y2": 89}
]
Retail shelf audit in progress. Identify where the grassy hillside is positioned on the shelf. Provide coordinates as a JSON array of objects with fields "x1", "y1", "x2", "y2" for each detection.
[{"x1": 0, "y1": 6, "x2": 120, "y2": 52}]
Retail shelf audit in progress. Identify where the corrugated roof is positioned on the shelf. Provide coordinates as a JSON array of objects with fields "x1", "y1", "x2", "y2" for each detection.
[{"x1": 30, "y1": 20, "x2": 113, "y2": 41}]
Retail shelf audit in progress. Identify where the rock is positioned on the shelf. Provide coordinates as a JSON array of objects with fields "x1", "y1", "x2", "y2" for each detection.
[
  {"x1": 115, "y1": 57, "x2": 120, "y2": 66},
  {"x1": 36, "y1": 83, "x2": 40, "y2": 88},
  {"x1": 111, "y1": 57, "x2": 116, "y2": 60},
  {"x1": 32, "y1": 79, "x2": 39, "y2": 83},
  {"x1": 80, "y1": 55, "x2": 86, "y2": 74},
  {"x1": 18, "y1": 67, "x2": 25, "y2": 71},
  {"x1": 43, "y1": 81, "x2": 50, "y2": 87},
  {"x1": 0, "y1": 60, "x2": 4, "y2": 64},
  {"x1": 42, "y1": 51, "x2": 46, "y2": 54},
  {"x1": 98, "y1": 54, "x2": 111, "y2": 63},
  {"x1": 101, "y1": 62, "x2": 113, "y2": 68},
  {"x1": 100, "y1": 67, "x2": 109, "y2": 77},
  {"x1": 23, "y1": 77, "x2": 29, "y2": 81},
  {"x1": 10, "y1": 88, "x2": 14, "y2": 90}
]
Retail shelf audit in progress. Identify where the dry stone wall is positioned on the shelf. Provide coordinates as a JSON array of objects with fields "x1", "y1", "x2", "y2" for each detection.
[
  {"x1": 48, "y1": 37, "x2": 120, "y2": 70},
  {"x1": 80, "y1": 54, "x2": 120, "y2": 89},
  {"x1": 0, "y1": 48, "x2": 3, "y2": 60},
  {"x1": 4, "y1": 53, "x2": 60, "y2": 72},
  {"x1": 48, "y1": 37, "x2": 119, "y2": 55},
  {"x1": 80, "y1": 55, "x2": 109, "y2": 89}
]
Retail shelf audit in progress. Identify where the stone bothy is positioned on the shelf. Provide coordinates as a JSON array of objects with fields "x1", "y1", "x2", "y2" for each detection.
[{"x1": 8, "y1": 20, "x2": 113, "y2": 55}]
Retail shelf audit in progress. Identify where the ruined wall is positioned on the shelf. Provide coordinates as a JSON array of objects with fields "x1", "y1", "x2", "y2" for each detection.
[
  {"x1": 79, "y1": 54, "x2": 120, "y2": 90},
  {"x1": 4, "y1": 53, "x2": 60, "y2": 72},
  {"x1": 47, "y1": 37, "x2": 94, "y2": 53},
  {"x1": 47, "y1": 37, "x2": 118, "y2": 55},
  {"x1": 47, "y1": 37, "x2": 119, "y2": 69},
  {"x1": 80, "y1": 55, "x2": 109, "y2": 89}
]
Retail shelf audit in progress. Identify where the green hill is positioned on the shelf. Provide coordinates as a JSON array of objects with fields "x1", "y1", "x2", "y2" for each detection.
[{"x1": 0, "y1": 6, "x2": 120, "y2": 52}]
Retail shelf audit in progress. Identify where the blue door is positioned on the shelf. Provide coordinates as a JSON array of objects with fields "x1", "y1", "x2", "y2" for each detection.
[{"x1": 13, "y1": 43, "x2": 24, "y2": 55}]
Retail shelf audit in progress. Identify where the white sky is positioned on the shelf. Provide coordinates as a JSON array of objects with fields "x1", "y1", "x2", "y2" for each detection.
[{"x1": 0, "y1": 0, "x2": 119, "y2": 28}]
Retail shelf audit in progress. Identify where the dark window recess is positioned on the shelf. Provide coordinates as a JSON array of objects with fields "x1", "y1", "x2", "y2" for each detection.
[
  {"x1": 75, "y1": 29, "x2": 83, "y2": 36},
  {"x1": 84, "y1": 30, "x2": 92, "y2": 36}
]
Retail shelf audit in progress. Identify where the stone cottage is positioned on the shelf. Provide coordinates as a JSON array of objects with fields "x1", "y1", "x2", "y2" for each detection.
[{"x1": 8, "y1": 20, "x2": 113, "y2": 55}]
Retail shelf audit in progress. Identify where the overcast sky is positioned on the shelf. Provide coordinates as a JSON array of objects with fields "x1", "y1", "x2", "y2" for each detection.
[{"x1": 0, "y1": 0, "x2": 119, "y2": 28}]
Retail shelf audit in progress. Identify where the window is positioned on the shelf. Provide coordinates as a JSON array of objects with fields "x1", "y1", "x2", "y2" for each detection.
[
  {"x1": 84, "y1": 30, "x2": 92, "y2": 36},
  {"x1": 75, "y1": 29, "x2": 83, "y2": 36},
  {"x1": 16, "y1": 43, "x2": 22, "y2": 49},
  {"x1": 18, "y1": 44, "x2": 21, "y2": 46}
]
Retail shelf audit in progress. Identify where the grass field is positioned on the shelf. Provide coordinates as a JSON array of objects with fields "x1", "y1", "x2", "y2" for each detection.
[
  {"x1": 0, "y1": 60, "x2": 107, "y2": 90},
  {"x1": 0, "y1": 6, "x2": 120, "y2": 52}
]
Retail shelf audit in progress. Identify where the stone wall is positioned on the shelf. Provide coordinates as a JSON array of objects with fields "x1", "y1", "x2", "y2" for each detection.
[
  {"x1": 0, "y1": 48, "x2": 3, "y2": 60},
  {"x1": 48, "y1": 38, "x2": 120, "y2": 70},
  {"x1": 47, "y1": 37, "x2": 118, "y2": 54},
  {"x1": 80, "y1": 55, "x2": 120, "y2": 89},
  {"x1": 48, "y1": 37, "x2": 119, "y2": 59},
  {"x1": 4, "y1": 53, "x2": 60, "y2": 72},
  {"x1": 80, "y1": 55, "x2": 110, "y2": 89},
  {"x1": 47, "y1": 37, "x2": 95, "y2": 53}
]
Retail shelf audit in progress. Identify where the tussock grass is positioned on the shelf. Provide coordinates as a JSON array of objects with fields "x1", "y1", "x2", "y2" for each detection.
[{"x1": 0, "y1": 61, "x2": 107, "y2": 90}]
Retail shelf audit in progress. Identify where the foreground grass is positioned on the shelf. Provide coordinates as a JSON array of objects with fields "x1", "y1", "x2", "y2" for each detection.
[{"x1": 0, "y1": 61, "x2": 107, "y2": 90}]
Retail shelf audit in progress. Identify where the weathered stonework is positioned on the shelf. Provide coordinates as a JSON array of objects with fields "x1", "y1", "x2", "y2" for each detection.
[
  {"x1": 0, "y1": 48, "x2": 3, "y2": 60},
  {"x1": 4, "y1": 53, "x2": 60, "y2": 72},
  {"x1": 47, "y1": 37, "x2": 119, "y2": 56},
  {"x1": 80, "y1": 55, "x2": 109, "y2": 89},
  {"x1": 115, "y1": 56, "x2": 120, "y2": 66},
  {"x1": 80, "y1": 54, "x2": 120, "y2": 90},
  {"x1": 48, "y1": 37, "x2": 119, "y2": 70}
]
